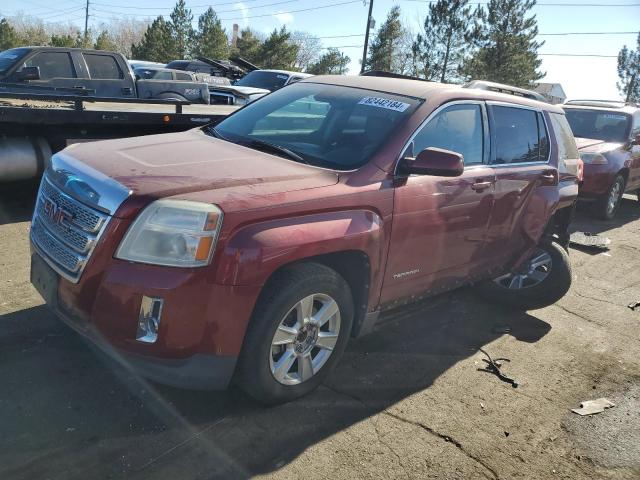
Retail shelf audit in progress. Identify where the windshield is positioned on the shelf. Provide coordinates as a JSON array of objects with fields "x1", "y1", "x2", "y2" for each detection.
[
  {"x1": 208, "y1": 82, "x2": 420, "y2": 170},
  {"x1": 0, "y1": 48, "x2": 31, "y2": 74},
  {"x1": 234, "y1": 71, "x2": 290, "y2": 90},
  {"x1": 564, "y1": 108, "x2": 631, "y2": 143}
]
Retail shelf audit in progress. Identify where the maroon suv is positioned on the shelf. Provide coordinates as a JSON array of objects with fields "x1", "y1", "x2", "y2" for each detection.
[
  {"x1": 30, "y1": 76, "x2": 580, "y2": 403},
  {"x1": 563, "y1": 100, "x2": 640, "y2": 219}
]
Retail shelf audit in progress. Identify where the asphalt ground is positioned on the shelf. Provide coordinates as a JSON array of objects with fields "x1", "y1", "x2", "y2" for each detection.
[{"x1": 1, "y1": 184, "x2": 639, "y2": 480}]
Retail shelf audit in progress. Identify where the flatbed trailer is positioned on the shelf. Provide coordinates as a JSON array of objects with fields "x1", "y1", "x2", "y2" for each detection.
[{"x1": 0, "y1": 92, "x2": 236, "y2": 181}]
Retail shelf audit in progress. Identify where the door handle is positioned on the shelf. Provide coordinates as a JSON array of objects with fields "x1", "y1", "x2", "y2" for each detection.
[
  {"x1": 540, "y1": 169, "x2": 558, "y2": 185},
  {"x1": 471, "y1": 181, "x2": 493, "y2": 191}
]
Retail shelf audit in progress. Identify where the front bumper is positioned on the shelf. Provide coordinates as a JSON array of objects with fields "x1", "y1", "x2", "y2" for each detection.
[
  {"x1": 52, "y1": 301, "x2": 237, "y2": 390},
  {"x1": 31, "y1": 244, "x2": 262, "y2": 390}
]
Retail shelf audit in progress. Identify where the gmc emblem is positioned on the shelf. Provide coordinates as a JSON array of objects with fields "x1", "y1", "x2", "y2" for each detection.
[{"x1": 43, "y1": 198, "x2": 73, "y2": 227}]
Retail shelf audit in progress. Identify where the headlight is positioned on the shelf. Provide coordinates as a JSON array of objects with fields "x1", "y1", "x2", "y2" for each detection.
[
  {"x1": 115, "y1": 200, "x2": 223, "y2": 267},
  {"x1": 580, "y1": 152, "x2": 608, "y2": 165}
]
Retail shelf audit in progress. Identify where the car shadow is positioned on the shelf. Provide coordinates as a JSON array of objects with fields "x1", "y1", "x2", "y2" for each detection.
[
  {"x1": 0, "y1": 180, "x2": 38, "y2": 225},
  {"x1": 0, "y1": 289, "x2": 550, "y2": 479}
]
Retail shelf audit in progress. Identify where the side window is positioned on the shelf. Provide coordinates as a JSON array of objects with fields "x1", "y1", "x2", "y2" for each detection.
[
  {"x1": 411, "y1": 103, "x2": 484, "y2": 165},
  {"x1": 154, "y1": 71, "x2": 173, "y2": 80},
  {"x1": 549, "y1": 112, "x2": 579, "y2": 160},
  {"x1": 633, "y1": 113, "x2": 640, "y2": 136},
  {"x1": 288, "y1": 76, "x2": 302, "y2": 84},
  {"x1": 175, "y1": 72, "x2": 192, "y2": 81},
  {"x1": 537, "y1": 112, "x2": 550, "y2": 161},
  {"x1": 24, "y1": 52, "x2": 76, "y2": 80},
  {"x1": 491, "y1": 105, "x2": 544, "y2": 164},
  {"x1": 83, "y1": 54, "x2": 123, "y2": 80}
]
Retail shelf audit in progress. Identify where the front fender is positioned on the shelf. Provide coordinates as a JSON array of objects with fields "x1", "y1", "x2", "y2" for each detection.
[{"x1": 215, "y1": 210, "x2": 385, "y2": 287}]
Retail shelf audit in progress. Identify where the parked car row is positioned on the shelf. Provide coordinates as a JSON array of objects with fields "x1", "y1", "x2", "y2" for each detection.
[
  {"x1": 562, "y1": 100, "x2": 640, "y2": 219},
  {"x1": 29, "y1": 74, "x2": 583, "y2": 403}
]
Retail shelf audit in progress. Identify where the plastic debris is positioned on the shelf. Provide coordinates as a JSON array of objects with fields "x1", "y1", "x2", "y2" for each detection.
[
  {"x1": 569, "y1": 232, "x2": 611, "y2": 251},
  {"x1": 571, "y1": 398, "x2": 615, "y2": 416},
  {"x1": 477, "y1": 348, "x2": 518, "y2": 388},
  {"x1": 628, "y1": 302, "x2": 640, "y2": 311}
]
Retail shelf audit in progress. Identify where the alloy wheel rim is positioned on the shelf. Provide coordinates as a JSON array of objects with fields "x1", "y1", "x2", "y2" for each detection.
[
  {"x1": 269, "y1": 293, "x2": 341, "y2": 385},
  {"x1": 493, "y1": 248, "x2": 553, "y2": 290},
  {"x1": 607, "y1": 181, "x2": 622, "y2": 216}
]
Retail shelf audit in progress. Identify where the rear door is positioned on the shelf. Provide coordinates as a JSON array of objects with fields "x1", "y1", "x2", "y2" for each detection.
[
  {"x1": 80, "y1": 52, "x2": 134, "y2": 98},
  {"x1": 381, "y1": 101, "x2": 497, "y2": 303},
  {"x1": 629, "y1": 112, "x2": 640, "y2": 189},
  {"x1": 484, "y1": 102, "x2": 557, "y2": 267}
]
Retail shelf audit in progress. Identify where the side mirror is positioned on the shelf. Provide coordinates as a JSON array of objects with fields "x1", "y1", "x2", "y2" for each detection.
[
  {"x1": 19, "y1": 66, "x2": 40, "y2": 81},
  {"x1": 632, "y1": 134, "x2": 640, "y2": 146},
  {"x1": 402, "y1": 147, "x2": 464, "y2": 177}
]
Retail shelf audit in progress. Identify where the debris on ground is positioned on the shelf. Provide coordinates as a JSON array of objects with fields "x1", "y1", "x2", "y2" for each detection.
[
  {"x1": 571, "y1": 398, "x2": 615, "y2": 416},
  {"x1": 628, "y1": 302, "x2": 640, "y2": 311},
  {"x1": 569, "y1": 232, "x2": 611, "y2": 251},
  {"x1": 477, "y1": 348, "x2": 519, "y2": 388}
]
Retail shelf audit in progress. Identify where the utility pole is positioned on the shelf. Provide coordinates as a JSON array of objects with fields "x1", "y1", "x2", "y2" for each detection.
[
  {"x1": 360, "y1": 0, "x2": 374, "y2": 73},
  {"x1": 84, "y1": 0, "x2": 90, "y2": 45}
]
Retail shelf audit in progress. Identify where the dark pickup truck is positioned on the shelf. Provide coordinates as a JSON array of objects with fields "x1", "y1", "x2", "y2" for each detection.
[{"x1": 0, "y1": 47, "x2": 209, "y2": 104}]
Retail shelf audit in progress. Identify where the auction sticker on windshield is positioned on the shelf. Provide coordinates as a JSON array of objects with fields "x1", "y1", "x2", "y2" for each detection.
[{"x1": 358, "y1": 96, "x2": 410, "y2": 112}]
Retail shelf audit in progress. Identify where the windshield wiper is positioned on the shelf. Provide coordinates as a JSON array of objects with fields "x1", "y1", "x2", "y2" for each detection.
[{"x1": 244, "y1": 139, "x2": 308, "y2": 164}]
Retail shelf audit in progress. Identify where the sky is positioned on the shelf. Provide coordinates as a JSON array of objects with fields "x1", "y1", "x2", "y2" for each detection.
[{"x1": 1, "y1": 0, "x2": 639, "y2": 100}]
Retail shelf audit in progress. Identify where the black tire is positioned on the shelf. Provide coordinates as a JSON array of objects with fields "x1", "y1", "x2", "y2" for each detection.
[
  {"x1": 235, "y1": 262, "x2": 354, "y2": 405},
  {"x1": 594, "y1": 174, "x2": 625, "y2": 220},
  {"x1": 474, "y1": 241, "x2": 572, "y2": 310},
  {"x1": 155, "y1": 92, "x2": 188, "y2": 102}
]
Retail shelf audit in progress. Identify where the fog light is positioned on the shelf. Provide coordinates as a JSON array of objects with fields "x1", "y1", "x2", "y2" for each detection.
[{"x1": 137, "y1": 296, "x2": 163, "y2": 343}]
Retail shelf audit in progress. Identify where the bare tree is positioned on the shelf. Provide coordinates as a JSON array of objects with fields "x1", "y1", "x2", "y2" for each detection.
[
  {"x1": 290, "y1": 31, "x2": 322, "y2": 71},
  {"x1": 96, "y1": 18, "x2": 150, "y2": 58}
]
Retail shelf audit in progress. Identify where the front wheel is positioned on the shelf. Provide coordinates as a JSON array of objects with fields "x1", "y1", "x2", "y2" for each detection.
[
  {"x1": 474, "y1": 241, "x2": 572, "y2": 310},
  {"x1": 235, "y1": 263, "x2": 354, "y2": 404},
  {"x1": 594, "y1": 174, "x2": 625, "y2": 220}
]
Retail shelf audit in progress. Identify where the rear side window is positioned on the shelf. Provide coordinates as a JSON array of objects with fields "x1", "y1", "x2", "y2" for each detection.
[
  {"x1": 24, "y1": 52, "x2": 76, "y2": 79},
  {"x1": 411, "y1": 103, "x2": 484, "y2": 165},
  {"x1": 549, "y1": 113, "x2": 579, "y2": 160},
  {"x1": 84, "y1": 54, "x2": 123, "y2": 80},
  {"x1": 490, "y1": 105, "x2": 547, "y2": 164},
  {"x1": 176, "y1": 72, "x2": 192, "y2": 81}
]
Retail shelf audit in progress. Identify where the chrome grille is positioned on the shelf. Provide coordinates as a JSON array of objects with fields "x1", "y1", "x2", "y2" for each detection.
[{"x1": 31, "y1": 175, "x2": 110, "y2": 282}]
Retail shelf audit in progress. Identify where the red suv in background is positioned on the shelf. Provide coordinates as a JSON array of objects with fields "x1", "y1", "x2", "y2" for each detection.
[
  {"x1": 563, "y1": 100, "x2": 640, "y2": 219},
  {"x1": 30, "y1": 76, "x2": 580, "y2": 404}
]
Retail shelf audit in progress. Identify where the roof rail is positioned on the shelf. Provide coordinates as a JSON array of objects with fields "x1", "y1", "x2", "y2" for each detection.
[
  {"x1": 360, "y1": 70, "x2": 428, "y2": 82},
  {"x1": 464, "y1": 80, "x2": 547, "y2": 103},
  {"x1": 564, "y1": 99, "x2": 638, "y2": 108}
]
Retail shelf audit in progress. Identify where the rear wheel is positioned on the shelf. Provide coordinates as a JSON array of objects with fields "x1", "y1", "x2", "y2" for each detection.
[
  {"x1": 594, "y1": 174, "x2": 625, "y2": 220},
  {"x1": 236, "y1": 263, "x2": 353, "y2": 404},
  {"x1": 475, "y1": 241, "x2": 572, "y2": 310}
]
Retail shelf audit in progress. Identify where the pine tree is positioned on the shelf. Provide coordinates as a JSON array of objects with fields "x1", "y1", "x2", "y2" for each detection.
[
  {"x1": 131, "y1": 17, "x2": 177, "y2": 63},
  {"x1": 193, "y1": 7, "x2": 228, "y2": 60},
  {"x1": 307, "y1": 48, "x2": 350, "y2": 75},
  {"x1": 617, "y1": 33, "x2": 640, "y2": 103},
  {"x1": 461, "y1": 0, "x2": 544, "y2": 87},
  {"x1": 49, "y1": 33, "x2": 77, "y2": 48},
  {"x1": 94, "y1": 30, "x2": 118, "y2": 51},
  {"x1": 0, "y1": 18, "x2": 18, "y2": 50},
  {"x1": 412, "y1": 0, "x2": 479, "y2": 83},
  {"x1": 258, "y1": 27, "x2": 298, "y2": 70},
  {"x1": 231, "y1": 28, "x2": 263, "y2": 65},
  {"x1": 169, "y1": 0, "x2": 194, "y2": 59},
  {"x1": 365, "y1": 6, "x2": 404, "y2": 72}
]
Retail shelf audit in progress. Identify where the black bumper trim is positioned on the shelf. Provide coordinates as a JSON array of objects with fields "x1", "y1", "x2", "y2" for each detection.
[{"x1": 49, "y1": 304, "x2": 237, "y2": 390}]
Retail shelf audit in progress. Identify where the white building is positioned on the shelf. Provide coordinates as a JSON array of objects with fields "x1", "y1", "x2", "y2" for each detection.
[{"x1": 534, "y1": 83, "x2": 567, "y2": 104}]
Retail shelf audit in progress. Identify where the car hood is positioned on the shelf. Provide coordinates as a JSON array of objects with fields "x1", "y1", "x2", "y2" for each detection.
[
  {"x1": 575, "y1": 137, "x2": 622, "y2": 153},
  {"x1": 211, "y1": 85, "x2": 270, "y2": 96},
  {"x1": 62, "y1": 129, "x2": 339, "y2": 216}
]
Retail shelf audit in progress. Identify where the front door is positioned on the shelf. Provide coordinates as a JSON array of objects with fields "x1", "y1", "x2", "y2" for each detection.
[{"x1": 382, "y1": 102, "x2": 496, "y2": 304}]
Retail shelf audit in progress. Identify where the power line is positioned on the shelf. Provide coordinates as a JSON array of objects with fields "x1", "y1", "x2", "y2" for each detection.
[
  {"x1": 93, "y1": 0, "x2": 299, "y2": 14},
  {"x1": 539, "y1": 53, "x2": 618, "y2": 57},
  {"x1": 91, "y1": 0, "x2": 294, "y2": 9},
  {"x1": 403, "y1": 0, "x2": 640, "y2": 5}
]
